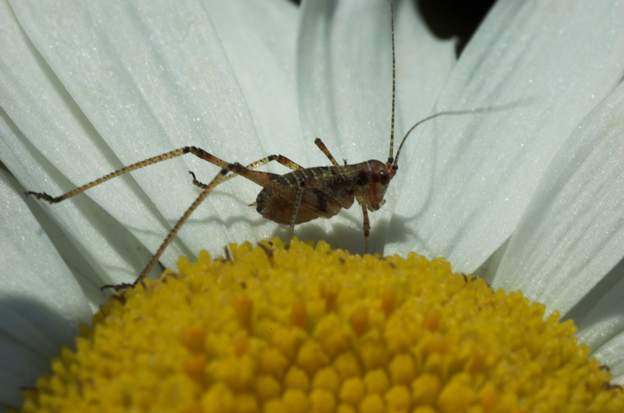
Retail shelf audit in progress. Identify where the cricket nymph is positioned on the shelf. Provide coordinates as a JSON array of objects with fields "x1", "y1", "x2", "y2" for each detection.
[
  {"x1": 255, "y1": 160, "x2": 396, "y2": 226},
  {"x1": 26, "y1": 0, "x2": 477, "y2": 290}
]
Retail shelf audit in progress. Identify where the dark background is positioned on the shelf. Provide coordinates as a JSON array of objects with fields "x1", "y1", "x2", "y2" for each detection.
[{"x1": 288, "y1": 0, "x2": 497, "y2": 57}]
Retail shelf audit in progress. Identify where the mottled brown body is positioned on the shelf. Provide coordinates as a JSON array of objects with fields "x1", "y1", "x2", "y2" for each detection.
[{"x1": 256, "y1": 160, "x2": 390, "y2": 225}]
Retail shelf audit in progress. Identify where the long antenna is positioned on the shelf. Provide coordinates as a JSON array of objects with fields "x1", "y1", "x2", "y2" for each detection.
[
  {"x1": 392, "y1": 109, "x2": 488, "y2": 168},
  {"x1": 391, "y1": 98, "x2": 530, "y2": 168},
  {"x1": 387, "y1": 0, "x2": 397, "y2": 164}
]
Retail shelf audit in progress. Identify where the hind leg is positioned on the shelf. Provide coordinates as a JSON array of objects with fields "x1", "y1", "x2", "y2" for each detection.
[
  {"x1": 103, "y1": 154, "x2": 304, "y2": 291},
  {"x1": 189, "y1": 154, "x2": 303, "y2": 189}
]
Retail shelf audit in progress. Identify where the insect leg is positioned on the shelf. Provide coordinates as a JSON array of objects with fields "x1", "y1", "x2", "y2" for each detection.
[
  {"x1": 26, "y1": 147, "x2": 194, "y2": 203},
  {"x1": 268, "y1": 154, "x2": 304, "y2": 171},
  {"x1": 19, "y1": 146, "x2": 221, "y2": 204},
  {"x1": 360, "y1": 203, "x2": 370, "y2": 253},
  {"x1": 288, "y1": 186, "x2": 305, "y2": 242},
  {"x1": 189, "y1": 154, "x2": 303, "y2": 189},
  {"x1": 26, "y1": 146, "x2": 274, "y2": 203},
  {"x1": 103, "y1": 154, "x2": 304, "y2": 290},
  {"x1": 136, "y1": 153, "x2": 306, "y2": 286},
  {"x1": 103, "y1": 173, "x2": 232, "y2": 290},
  {"x1": 189, "y1": 171, "x2": 209, "y2": 189},
  {"x1": 314, "y1": 138, "x2": 339, "y2": 166}
]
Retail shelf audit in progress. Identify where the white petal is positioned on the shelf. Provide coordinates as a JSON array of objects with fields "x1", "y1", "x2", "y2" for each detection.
[
  {"x1": 0, "y1": 170, "x2": 91, "y2": 406},
  {"x1": 493, "y1": 82, "x2": 624, "y2": 316},
  {"x1": 202, "y1": 0, "x2": 305, "y2": 162},
  {"x1": 0, "y1": 332, "x2": 48, "y2": 408},
  {"x1": 0, "y1": 1, "x2": 159, "y2": 285},
  {"x1": 4, "y1": 0, "x2": 300, "y2": 277},
  {"x1": 298, "y1": 0, "x2": 455, "y2": 167},
  {"x1": 297, "y1": 0, "x2": 454, "y2": 249},
  {"x1": 593, "y1": 331, "x2": 624, "y2": 384},
  {"x1": 298, "y1": 0, "x2": 392, "y2": 164},
  {"x1": 394, "y1": 0, "x2": 456, "y2": 139},
  {"x1": 388, "y1": 0, "x2": 624, "y2": 270},
  {"x1": 571, "y1": 260, "x2": 624, "y2": 353}
]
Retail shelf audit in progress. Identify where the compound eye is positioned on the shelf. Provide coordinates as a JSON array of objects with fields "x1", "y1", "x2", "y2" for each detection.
[{"x1": 378, "y1": 170, "x2": 389, "y2": 184}]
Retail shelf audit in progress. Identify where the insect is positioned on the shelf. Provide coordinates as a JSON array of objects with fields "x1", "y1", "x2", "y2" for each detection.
[{"x1": 26, "y1": 1, "x2": 475, "y2": 289}]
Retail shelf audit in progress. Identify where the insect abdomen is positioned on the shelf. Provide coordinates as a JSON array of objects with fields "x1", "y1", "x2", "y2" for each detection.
[
  {"x1": 256, "y1": 168, "x2": 355, "y2": 225},
  {"x1": 255, "y1": 186, "x2": 337, "y2": 224}
]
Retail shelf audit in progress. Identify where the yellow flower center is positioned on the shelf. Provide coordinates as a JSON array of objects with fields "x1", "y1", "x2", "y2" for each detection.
[{"x1": 19, "y1": 239, "x2": 623, "y2": 413}]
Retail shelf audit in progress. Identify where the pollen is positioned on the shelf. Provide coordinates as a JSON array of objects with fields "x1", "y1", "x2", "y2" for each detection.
[{"x1": 18, "y1": 239, "x2": 624, "y2": 413}]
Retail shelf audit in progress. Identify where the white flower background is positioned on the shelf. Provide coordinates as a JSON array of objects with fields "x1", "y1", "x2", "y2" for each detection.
[{"x1": 2, "y1": 0, "x2": 624, "y2": 408}]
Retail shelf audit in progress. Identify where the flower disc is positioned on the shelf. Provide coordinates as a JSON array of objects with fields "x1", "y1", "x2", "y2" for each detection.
[{"x1": 19, "y1": 239, "x2": 624, "y2": 413}]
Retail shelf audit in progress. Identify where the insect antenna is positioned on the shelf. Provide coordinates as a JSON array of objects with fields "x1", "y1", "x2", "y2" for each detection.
[
  {"x1": 387, "y1": 0, "x2": 397, "y2": 165},
  {"x1": 384, "y1": 0, "x2": 522, "y2": 171},
  {"x1": 392, "y1": 108, "x2": 496, "y2": 170}
]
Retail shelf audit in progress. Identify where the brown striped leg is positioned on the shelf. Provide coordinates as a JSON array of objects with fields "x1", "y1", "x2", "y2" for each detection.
[
  {"x1": 287, "y1": 187, "x2": 305, "y2": 244},
  {"x1": 139, "y1": 153, "x2": 303, "y2": 288},
  {"x1": 314, "y1": 138, "x2": 339, "y2": 167},
  {"x1": 102, "y1": 154, "x2": 303, "y2": 291},
  {"x1": 361, "y1": 203, "x2": 370, "y2": 253},
  {"x1": 189, "y1": 154, "x2": 302, "y2": 190},
  {"x1": 102, "y1": 172, "x2": 234, "y2": 291},
  {"x1": 268, "y1": 154, "x2": 303, "y2": 171},
  {"x1": 25, "y1": 146, "x2": 273, "y2": 204}
]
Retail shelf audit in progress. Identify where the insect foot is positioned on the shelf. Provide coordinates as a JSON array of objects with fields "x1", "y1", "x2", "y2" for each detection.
[
  {"x1": 25, "y1": 190, "x2": 59, "y2": 203},
  {"x1": 99, "y1": 282, "x2": 137, "y2": 293}
]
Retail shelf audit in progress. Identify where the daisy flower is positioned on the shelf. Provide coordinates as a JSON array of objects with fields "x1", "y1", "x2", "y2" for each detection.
[{"x1": 1, "y1": 0, "x2": 624, "y2": 411}]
